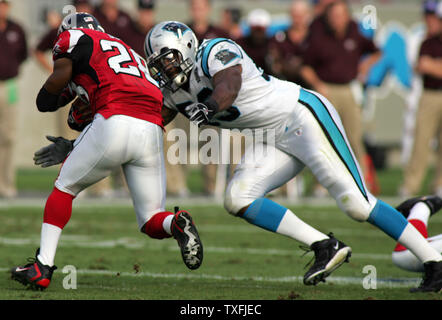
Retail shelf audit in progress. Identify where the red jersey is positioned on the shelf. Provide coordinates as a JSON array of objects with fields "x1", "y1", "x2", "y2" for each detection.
[{"x1": 52, "y1": 28, "x2": 163, "y2": 127}]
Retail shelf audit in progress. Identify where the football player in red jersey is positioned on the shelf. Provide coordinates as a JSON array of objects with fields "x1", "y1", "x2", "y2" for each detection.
[{"x1": 10, "y1": 13, "x2": 203, "y2": 291}]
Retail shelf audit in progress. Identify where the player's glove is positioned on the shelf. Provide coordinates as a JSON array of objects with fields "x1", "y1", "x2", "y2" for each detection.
[
  {"x1": 184, "y1": 98, "x2": 219, "y2": 127},
  {"x1": 67, "y1": 98, "x2": 93, "y2": 132},
  {"x1": 33, "y1": 136, "x2": 74, "y2": 168}
]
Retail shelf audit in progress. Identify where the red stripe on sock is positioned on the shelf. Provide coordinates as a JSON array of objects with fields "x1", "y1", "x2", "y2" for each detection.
[
  {"x1": 43, "y1": 187, "x2": 74, "y2": 229},
  {"x1": 142, "y1": 211, "x2": 173, "y2": 239},
  {"x1": 394, "y1": 219, "x2": 428, "y2": 252}
]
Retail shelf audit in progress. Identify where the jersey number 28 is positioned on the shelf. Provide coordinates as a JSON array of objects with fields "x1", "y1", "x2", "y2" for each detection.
[{"x1": 100, "y1": 39, "x2": 159, "y2": 87}]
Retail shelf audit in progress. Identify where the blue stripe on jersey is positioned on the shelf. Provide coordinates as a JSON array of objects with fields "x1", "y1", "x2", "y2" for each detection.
[
  {"x1": 298, "y1": 88, "x2": 368, "y2": 200},
  {"x1": 201, "y1": 38, "x2": 242, "y2": 78}
]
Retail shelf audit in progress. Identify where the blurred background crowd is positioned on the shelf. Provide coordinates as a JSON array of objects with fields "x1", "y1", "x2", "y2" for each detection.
[{"x1": 0, "y1": 0, "x2": 441, "y2": 201}]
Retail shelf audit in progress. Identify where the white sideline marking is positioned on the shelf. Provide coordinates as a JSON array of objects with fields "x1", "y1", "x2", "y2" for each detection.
[
  {"x1": 0, "y1": 267, "x2": 420, "y2": 288},
  {"x1": 0, "y1": 235, "x2": 392, "y2": 260}
]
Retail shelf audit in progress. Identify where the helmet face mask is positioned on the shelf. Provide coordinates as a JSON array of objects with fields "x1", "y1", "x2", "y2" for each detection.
[
  {"x1": 57, "y1": 12, "x2": 105, "y2": 36},
  {"x1": 147, "y1": 48, "x2": 193, "y2": 92},
  {"x1": 145, "y1": 21, "x2": 198, "y2": 92}
]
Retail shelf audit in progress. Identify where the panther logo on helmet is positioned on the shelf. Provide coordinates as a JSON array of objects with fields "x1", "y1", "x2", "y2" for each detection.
[{"x1": 162, "y1": 22, "x2": 190, "y2": 38}]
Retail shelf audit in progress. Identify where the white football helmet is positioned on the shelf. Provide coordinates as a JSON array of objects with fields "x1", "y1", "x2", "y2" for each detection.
[{"x1": 145, "y1": 21, "x2": 199, "y2": 92}]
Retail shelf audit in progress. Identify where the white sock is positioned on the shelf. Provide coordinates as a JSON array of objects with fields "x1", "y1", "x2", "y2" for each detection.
[
  {"x1": 393, "y1": 234, "x2": 442, "y2": 272},
  {"x1": 162, "y1": 214, "x2": 174, "y2": 236},
  {"x1": 398, "y1": 223, "x2": 442, "y2": 263},
  {"x1": 37, "y1": 223, "x2": 62, "y2": 267},
  {"x1": 408, "y1": 202, "x2": 431, "y2": 226},
  {"x1": 276, "y1": 209, "x2": 329, "y2": 246}
]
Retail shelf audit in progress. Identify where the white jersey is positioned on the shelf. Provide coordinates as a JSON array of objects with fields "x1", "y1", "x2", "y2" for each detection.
[{"x1": 163, "y1": 38, "x2": 301, "y2": 137}]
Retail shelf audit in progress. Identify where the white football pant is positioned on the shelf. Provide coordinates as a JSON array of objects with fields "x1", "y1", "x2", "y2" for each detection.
[
  {"x1": 225, "y1": 89, "x2": 378, "y2": 222},
  {"x1": 55, "y1": 113, "x2": 166, "y2": 229}
]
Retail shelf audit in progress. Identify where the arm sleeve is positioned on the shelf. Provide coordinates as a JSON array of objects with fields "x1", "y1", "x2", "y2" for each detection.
[
  {"x1": 36, "y1": 86, "x2": 76, "y2": 112},
  {"x1": 36, "y1": 86, "x2": 60, "y2": 112}
]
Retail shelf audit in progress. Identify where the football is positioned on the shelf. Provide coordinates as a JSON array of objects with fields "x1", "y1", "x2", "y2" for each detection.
[{"x1": 67, "y1": 98, "x2": 93, "y2": 132}]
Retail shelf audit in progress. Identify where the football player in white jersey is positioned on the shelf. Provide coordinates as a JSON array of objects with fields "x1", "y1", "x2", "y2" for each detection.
[
  {"x1": 144, "y1": 21, "x2": 442, "y2": 292},
  {"x1": 38, "y1": 21, "x2": 442, "y2": 292}
]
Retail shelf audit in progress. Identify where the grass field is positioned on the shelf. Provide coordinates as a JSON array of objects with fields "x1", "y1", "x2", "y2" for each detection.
[
  {"x1": 1, "y1": 200, "x2": 441, "y2": 301},
  {"x1": 1, "y1": 166, "x2": 441, "y2": 301},
  {"x1": 14, "y1": 165, "x2": 437, "y2": 197}
]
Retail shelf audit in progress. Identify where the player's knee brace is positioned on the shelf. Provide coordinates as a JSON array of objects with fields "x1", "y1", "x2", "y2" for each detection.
[{"x1": 336, "y1": 192, "x2": 371, "y2": 222}]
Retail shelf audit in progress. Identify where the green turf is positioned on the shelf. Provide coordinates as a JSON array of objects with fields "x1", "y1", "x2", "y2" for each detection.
[
  {"x1": 16, "y1": 168, "x2": 59, "y2": 193},
  {"x1": 1, "y1": 204, "x2": 441, "y2": 300},
  {"x1": 14, "y1": 166, "x2": 437, "y2": 196}
]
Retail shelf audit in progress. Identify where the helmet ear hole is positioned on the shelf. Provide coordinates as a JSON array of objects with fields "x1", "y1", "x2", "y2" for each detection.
[{"x1": 187, "y1": 43, "x2": 192, "y2": 49}]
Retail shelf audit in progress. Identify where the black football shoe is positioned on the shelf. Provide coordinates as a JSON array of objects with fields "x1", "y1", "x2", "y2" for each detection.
[
  {"x1": 396, "y1": 195, "x2": 442, "y2": 218},
  {"x1": 303, "y1": 233, "x2": 352, "y2": 285},
  {"x1": 10, "y1": 249, "x2": 57, "y2": 291},
  {"x1": 410, "y1": 261, "x2": 442, "y2": 293},
  {"x1": 171, "y1": 207, "x2": 203, "y2": 270}
]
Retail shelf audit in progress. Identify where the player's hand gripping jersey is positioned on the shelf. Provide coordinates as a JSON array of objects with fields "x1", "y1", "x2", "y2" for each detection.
[
  {"x1": 161, "y1": 37, "x2": 301, "y2": 136},
  {"x1": 53, "y1": 28, "x2": 164, "y2": 126}
]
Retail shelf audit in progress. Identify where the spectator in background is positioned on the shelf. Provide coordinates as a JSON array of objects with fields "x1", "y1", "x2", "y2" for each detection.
[
  {"x1": 219, "y1": 7, "x2": 243, "y2": 41},
  {"x1": 309, "y1": 0, "x2": 336, "y2": 34},
  {"x1": 187, "y1": 0, "x2": 228, "y2": 43},
  {"x1": 34, "y1": 9, "x2": 61, "y2": 73},
  {"x1": 421, "y1": 0, "x2": 442, "y2": 198},
  {"x1": 34, "y1": 0, "x2": 92, "y2": 73},
  {"x1": 73, "y1": 0, "x2": 93, "y2": 13},
  {"x1": 237, "y1": 9, "x2": 273, "y2": 75},
  {"x1": 401, "y1": 0, "x2": 441, "y2": 170},
  {"x1": 127, "y1": 0, "x2": 156, "y2": 56},
  {"x1": 269, "y1": 0, "x2": 312, "y2": 88},
  {"x1": 312, "y1": 0, "x2": 336, "y2": 17},
  {"x1": 93, "y1": 0, "x2": 133, "y2": 42},
  {"x1": 34, "y1": 0, "x2": 92, "y2": 74},
  {"x1": 401, "y1": 3, "x2": 442, "y2": 198},
  {"x1": 300, "y1": 0, "x2": 381, "y2": 193},
  {"x1": 423, "y1": 0, "x2": 442, "y2": 37},
  {"x1": 0, "y1": 0, "x2": 27, "y2": 198}
]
